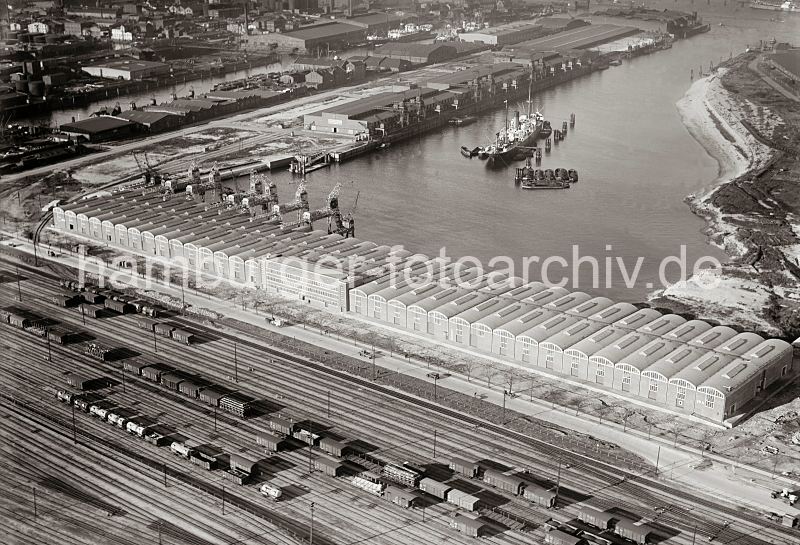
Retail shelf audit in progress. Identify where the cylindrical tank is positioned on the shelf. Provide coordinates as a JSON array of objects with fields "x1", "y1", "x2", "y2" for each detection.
[{"x1": 28, "y1": 81, "x2": 45, "y2": 97}]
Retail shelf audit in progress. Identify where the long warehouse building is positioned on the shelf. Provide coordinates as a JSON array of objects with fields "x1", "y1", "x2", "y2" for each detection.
[{"x1": 52, "y1": 187, "x2": 797, "y2": 426}]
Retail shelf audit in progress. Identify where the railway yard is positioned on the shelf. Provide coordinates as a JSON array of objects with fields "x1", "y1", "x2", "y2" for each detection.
[{"x1": 1, "y1": 252, "x2": 800, "y2": 545}]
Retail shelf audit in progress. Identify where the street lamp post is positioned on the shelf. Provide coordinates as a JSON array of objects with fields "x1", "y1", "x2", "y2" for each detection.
[
  {"x1": 502, "y1": 390, "x2": 508, "y2": 424},
  {"x1": 310, "y1": 502, "x2": 315, "y2": 545}
]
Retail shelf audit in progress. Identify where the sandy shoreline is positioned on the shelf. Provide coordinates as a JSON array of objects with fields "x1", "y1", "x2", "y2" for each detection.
[{"x1": 653, "y1": 68, "x2": 780, "y2": 332}]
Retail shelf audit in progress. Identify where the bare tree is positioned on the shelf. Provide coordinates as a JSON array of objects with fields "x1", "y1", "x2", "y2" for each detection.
[{"x1": 485, "y1": 362, "x2": 501, "y2": 388}]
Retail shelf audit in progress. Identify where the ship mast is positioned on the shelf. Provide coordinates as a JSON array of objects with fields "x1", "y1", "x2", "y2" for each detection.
[{"x1": 527, "y1": 63, "x2": 533, "y2": 120}]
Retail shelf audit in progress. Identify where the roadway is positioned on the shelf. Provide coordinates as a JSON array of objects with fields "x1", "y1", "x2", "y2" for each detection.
[{"x1": 0, "y1": 255, "x2": 796, "y2": 545}]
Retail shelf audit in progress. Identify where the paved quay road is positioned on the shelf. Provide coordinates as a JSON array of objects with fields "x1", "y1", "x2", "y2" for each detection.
[{"x1": 1, "y1": 237, "x2": 798, "y2": 545}]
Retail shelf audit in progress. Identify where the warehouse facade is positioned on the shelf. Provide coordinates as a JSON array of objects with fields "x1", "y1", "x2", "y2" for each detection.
[{"x1": 52, "y1": 187, "x2": 797, "y2": 425}]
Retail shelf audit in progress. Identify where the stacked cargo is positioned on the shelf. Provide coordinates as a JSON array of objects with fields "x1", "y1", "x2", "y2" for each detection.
[
  {"x1": 257, "y1": 431, "x2": 285, "y2": 453},
  {"x1": 449, "y1": 457, "x2": 479, "y2": 478},
  {"x1": 483, "y1": 468, "x2": 525, "y2": 495},
  {"x1": 419, "y1": 477, "x2": 451, "y2": 500},
  {"x1": 313, "y1": 454, "x2": 345, "y2": 477},
  {"x1": 382, "y1": 464, "x2": 420, "y2": 487},
  {"x1": 523, "y1": 482, "x2": 557, "y2": 508},
  {"x1": 446, "y1": 489, "x2": 481, "y2": 511},
  {"x1": 384, "y1": 486, "x2": 416, "y2": 509},
  {"x1": 85, "y1": 342, "x2": 112, "y2": 360},
  {"x1": 450, "y1": 512, "x2": 485, "y2": 538},
  {"x1": 352, "y1": 474, "x2": 385, "y2": 495},
  {"x1": 293, "y1": 427, "x2": 321, "y2": 446},
  {"x1": 220, "y1": 392, "x2": 255, "y2": 418}
]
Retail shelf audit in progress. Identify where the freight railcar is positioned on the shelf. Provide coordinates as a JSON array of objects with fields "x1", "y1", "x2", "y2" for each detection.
[{"x1": 85, "y1": 342, "x2": 113, "y2": 361}]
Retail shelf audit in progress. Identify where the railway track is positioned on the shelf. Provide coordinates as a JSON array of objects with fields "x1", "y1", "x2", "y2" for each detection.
[{"x1": 2, "y1": 257, "x2": 797, "y2": 544}]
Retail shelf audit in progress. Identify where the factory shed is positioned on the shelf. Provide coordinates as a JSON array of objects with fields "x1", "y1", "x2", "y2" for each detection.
[
  {"x1": 768, "y1": 51, "x2": 800, "y2": 81},
  {"x1": 374, "y1": 43, "x2": 456, "y2": 64},
  {"x1": 616, "y1": 338, "x2": 682, "y2": 397},
  {"x1": 406, "y1": 286, "x2": 466, "y2": 335},
  {"x1": 640, "y1": 345, "x2": 709, "y2": 404},
  {"x1": 387, "y1": 283, "x2": 441, "y2": 330},
  {"x1": 663, "y1": 320, "x2": 713, "y2": 343},
  {"x1": 59, "y1": 116, "x2": 136, "y2": 142},
  {"x1": 613, "y1": 308, "x2": 664, "y2": 331},
  {"x1": 589, "y1": 302, "x2": 638, "y2": 324},
  {"x1": 345, "y1": 13, "x2": 407, "y2": 34},
  {"x1": 688, "y1": 326, "x2": 738, "y2": 350},
  {"x1": 431, "y1": 290, "x2": 503, "y2": 341},
  {"x1": 715, "y1": 332, "x2": 766, "y2": 358},
  {"x1": 117, "y1": 110, "x2": 181, "y2": 133},
  {"x1": 384, "y1": 486, "x2": 417, "y2": 508},
  {"x1": 567, "y1": 326, "x2": 629, "y2": 383},
  {"x1": 473, "y1": 300, "x2": 537, "y2": 354},
  {"x1": 538, "y1": 319, "x2": 608, "y2": 375},
  {"x1": 525, "y1": 286, "x2": 571, "y2": 308},
  {"x1": 371, "y1": 278, "x2": 427, "y2": 324},
  {"x1": 565, "y1": 296, "x2": 614, "y2": 319},
  {"x1": 536, "y1": 18, "x2": 589, "y2": 32},
  {"x1": 378, "y1": 58, "x2": 412, "y2": 73},
  {"x1": 448, "y1": 281, "x2": 524, "y2": 347},
  {"x1": 459, "y1": 21, "x2": 544, "y2": 46},
  {"x1": 544, "y1": 291, "x2": 593, "y2": 313},
  {"x1": 494, "y1": 308, "x2": 558, "y2": 362},
  {"x1": 517, "y1": 313, "x2": 581, "y2": 367},
  {"x1": 590, "y1": 332, "x2": 655, "y2": 389},
  {"x1": 668, "y1": 351, "x2": 736, "y2": 413},
  {"x1": 637, "y1": 313, "x2": 687, "y2": 337}
]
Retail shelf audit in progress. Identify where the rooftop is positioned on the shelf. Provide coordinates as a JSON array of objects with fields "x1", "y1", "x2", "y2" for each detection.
[
  {"x1": 283, "y1": 21, "x2": 363, "y2": 41},
  {"x1": 60, "y1": 116, "x2": 134, "y2": 134}
]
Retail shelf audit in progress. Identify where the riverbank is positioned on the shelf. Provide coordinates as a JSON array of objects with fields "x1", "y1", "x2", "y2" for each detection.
[{"x1": 653, "y1": 53, "x2": 800, "y2": 338}]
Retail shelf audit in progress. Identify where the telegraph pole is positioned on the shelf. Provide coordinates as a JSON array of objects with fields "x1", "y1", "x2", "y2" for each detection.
[
  {"x1": 327, "y1": 390, "x2": 330, "y2": 418},
  {"x1": 45, "y1": 328, "x2": 51, "y2": 361},
  {"x1": 16, "y1": 265, "x2": 22, "y2": 301},
  {"x1": 71, "y1": 402, "x2": 77, "y2": 444},
  {"x1": 121, "y1": 368, "x2": 126, "y2": 393},
  {"x1": 555, "y1": 459, "x2": 562, "y2": 499},
  {"x1": 310, "y1": 502, "x2": 315, "y2": 545},
  {"x1": 32, "y1": 487, "x2": 37, "y2": 518},
  {"x1": 222, "y1": 486, "x2": 225, "y2": 515},
  {"x1": 234, "y1": 341, "x2": 238, "y2": 383},
  {"x1": 433, "y1": 429, "x2": 437, "y2": 458},
  {"x1": 153, "y1": 329, "x2": 157, "y2": 353}
]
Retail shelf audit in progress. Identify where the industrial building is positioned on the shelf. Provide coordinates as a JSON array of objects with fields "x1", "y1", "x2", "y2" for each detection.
[
  {"x1": 768, "y1": 50, "x2": 800, "y2": 81},
  {"x1": 512, "y1": 23, "x2": 641, "y2": 54},
  {"x1": 51, "y1": 113, "x2": 797, "y2": 426},
  {"x1": 459, "y1": 21, "x2": 546, "y2": 46},
  {"x1": 250, "y1": 21, "x2": 366, "y2": 54},
  {"x1": 345, "y1": 12, "x2": 407, "y2": 35},
  {"x1": 81, "y1": 58, "x2": 170, "y2": 80},
  {"x1": 59, "y1": 116, "x2": 137, "y2": 142}
]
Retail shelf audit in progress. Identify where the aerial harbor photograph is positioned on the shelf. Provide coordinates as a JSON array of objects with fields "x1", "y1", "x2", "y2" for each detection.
[{"x1": 2, "y1": 0, "x2": 800, "y2": 543}]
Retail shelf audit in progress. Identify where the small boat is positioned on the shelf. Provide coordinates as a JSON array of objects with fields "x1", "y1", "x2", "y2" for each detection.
[
  {"x1": 478, "y1": 147, "x2": 491, "y2": 160},
  {"x1": 450, "y1": 116, "x2": 477, "y2": 126},
  {"x1": 540, "y1": 121, "x2": 552, "y2": 139},
  {"x1": 609, "y1": 58, "x2": 622, "y2": 66},
  {"x1": 555, "y1": 168, "x2": 569, "y2": 181},
  {"x1": 460, "y1": 146, "x2": 481, "y2": 158}
]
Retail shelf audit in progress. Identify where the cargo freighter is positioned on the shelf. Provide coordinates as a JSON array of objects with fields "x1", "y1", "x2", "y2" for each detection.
[{"x1": 480, "y1": 68, "x2": 543, "y2": 166}]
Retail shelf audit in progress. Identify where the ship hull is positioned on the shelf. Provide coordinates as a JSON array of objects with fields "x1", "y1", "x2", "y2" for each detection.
[
  {"x1": 750, "y1": 2, "x2": 798, "y2": 10},
  {"x1": 486, "y1": 127, "x2": 541, "y2": 165}
]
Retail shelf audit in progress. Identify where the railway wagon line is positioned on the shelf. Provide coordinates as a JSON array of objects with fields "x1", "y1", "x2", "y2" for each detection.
[
  {"x1": 0, "y1": 294, "x2": 768, "y2": 544},
  {"x1": 0, "y1": 262, "x2": 792, "y2": 540},
  {"x1": 0, "y1": 392, "x2": 333, "y2": 545}
]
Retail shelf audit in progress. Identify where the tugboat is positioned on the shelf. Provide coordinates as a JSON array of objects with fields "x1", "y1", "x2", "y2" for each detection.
[{"x1": 460, "y1": 146, "x2": 481, "y2": 158}]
